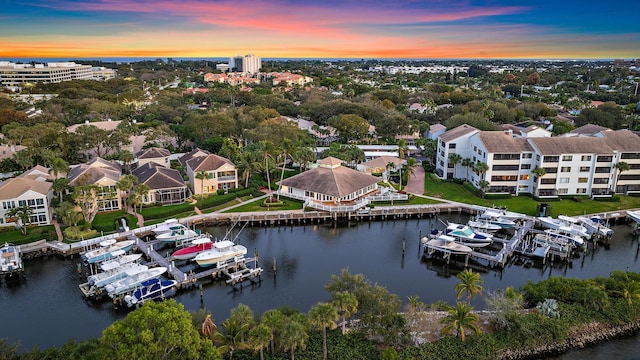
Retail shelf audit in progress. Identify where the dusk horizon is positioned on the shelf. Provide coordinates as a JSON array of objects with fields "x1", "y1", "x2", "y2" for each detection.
[{"x1": 2, "y1": 0, "x2": 639, "y2": 60}]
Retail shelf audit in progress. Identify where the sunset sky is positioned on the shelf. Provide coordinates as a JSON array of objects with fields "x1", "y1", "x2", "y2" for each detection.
[{"x1": 1, "y1": 0, "x2": 639, "y2": 60}]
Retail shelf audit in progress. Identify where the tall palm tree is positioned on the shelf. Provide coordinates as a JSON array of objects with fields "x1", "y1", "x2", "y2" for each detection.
[
  {"x1": 201, "y1": 314, "x2": 217, "y2": 340},
  {"x1": 332, "y1": 291, "x2": 358, "y2": 335},
  {"x1": 116, "y1": 174, "x2": 138, "y2": 208},
  {"x1": 461, "y1": 157, "x2": 473, "y2": 181},
  {"x1": 448, "y1": 153, "x2": 462, "y2": 179},
  {"x1": 260, "y1": 309, "x2": 284, "y2": 354},
  {"x1": 455, "y1": 269, "x2": 484, "y2": 304},
  {"x1": 403, "y1": 157, "x2": 418, "y2": 187},
  {"x1": 56, "y1": 201, "x2": 83, "y2": 238},
  {"x1": 195, "y1": 171, "x2": 213, "y2": 200},
  {"x1": 440, "y1": 302, "x2": 481, "y2": 342},
  {"x1": 7, "y1": 205, "x2": 33, "y2": 235},
  {"x1": 131, "y1": 183, "x2": 150, "y2": 214},
  {"x1": 309, "y1": 302, "x2": 339, "y2": 360},
  {"x1": 474, "y1": 162, "x2": 489, "y2": 181},
  {"x1": 51, "y1": 177, "x2": 70, "y2": 202},
  {"x1": 278, "y1": 139, "x2": 296, "y2": 200},
  {"x1": 614, "y1": 161, "x2": 630, "y2": 194},
  {"x1": 256, "y1": 141, "x2": 277, "y2": 197},
  {"x1": 478, "y1": 180, "x2": 490, "y2": 198},
  {"x1": 248, "y1": 324, "x2": 272, "y2": 360},
  {"x1": 49, "y1": 157, "x2": 70, "y2": 179},
  {"x1": 119, "y1": 150, "x2": 135, "y2": 174},
  {"x1": 532, "y1": 166, "x2": 546, "y2": 196},
  {"x1": 230, "y1": 304, "x2": 255, "y2": 341},
  {"x1": 279, "y1": 318, "x2": 308, "y2": 360},
  {"x1": 237, "y1": 150, "x2": 261, "y2": 189},
  {"x1": 212, "y1": 317, "x2": 249, "y2": 360}
]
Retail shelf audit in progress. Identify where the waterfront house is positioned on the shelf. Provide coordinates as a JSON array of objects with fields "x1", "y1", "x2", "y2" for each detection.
[
  {"x1": 131, "y1": 162, "x2": 187, "y2": 205},
  {"x1": 278, "y1": 157, "x2": 379, "y2": 212},
  {"x1": 68, "y1": 157, "x2": 122, "y2": 212},
  {"x1": 135, "y1": 147, "x2": 171, "y2": 168},
  {"x1": 183, "y1": 152, "x2": 238, "y2": 196},
  {"x1": 0, "y1": 167, "x2": 53, "y2": 227}
]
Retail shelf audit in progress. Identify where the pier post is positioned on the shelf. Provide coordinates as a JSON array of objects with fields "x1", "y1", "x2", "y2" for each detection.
[{"x1": 402, "y1": 238, "x2": 405, "y2": 255}]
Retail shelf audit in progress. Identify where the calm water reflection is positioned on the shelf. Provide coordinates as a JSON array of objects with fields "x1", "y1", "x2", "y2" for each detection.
[{"x1": 1, "y1": 214, "x2": 639, "y2": 355}]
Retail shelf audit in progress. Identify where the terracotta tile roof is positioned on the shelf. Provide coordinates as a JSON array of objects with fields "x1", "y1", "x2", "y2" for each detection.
[
  {"x1": 136, "y1": 147, "x2": 170, "y2": 159},
  {"x1": 280, "y1": 164, "x2": 379, "y2": 198},
  {"x1": 478, "y1": 132, "x2": 533, "y2": 153},
  {"x1": 132, "y1": 162, "x2": 185, "y2": 190},
  {"x1": 601, "y1": 130, "x2": 640, "y2": 152},
  {"x1": 528, "y1": 137, "x2": 613, "y2": 155},
  {"x1": 439, "y1": 124, "x2": 478, "y2": 143},
  {"x1": 178, "y1": 148, "x2": 211, "y2": 167},
  {"x1": 187, "y1": 153, "x2": 234, "y2": 172},
  {"x1": 0, "y1": 177, "x2": 51, "y2": 199},
  {"x1": 68, "y1": 157, "x2": 121, "y2": 186}
]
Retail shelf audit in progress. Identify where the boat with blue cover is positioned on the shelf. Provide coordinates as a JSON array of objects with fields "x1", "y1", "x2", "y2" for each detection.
[{"x1": 123, "y1": 278, "x2": 178, "y2": 307}]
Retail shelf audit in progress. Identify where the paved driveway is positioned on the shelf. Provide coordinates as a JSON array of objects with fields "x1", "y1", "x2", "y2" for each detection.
[{"x1": 405, "y1": 163, "x2": 425, "y2": 195}]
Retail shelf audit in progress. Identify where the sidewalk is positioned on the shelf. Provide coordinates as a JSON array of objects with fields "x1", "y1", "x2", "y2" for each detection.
[
  {"x1": 51, "y1": 219, "x2": 64, "y2": 242},
  {"x1": 126, "y1": 205, "x2": 145, "y2": 227},
  {"x1": 405, "y1": 164, "x2": 425, "y2": 195}
]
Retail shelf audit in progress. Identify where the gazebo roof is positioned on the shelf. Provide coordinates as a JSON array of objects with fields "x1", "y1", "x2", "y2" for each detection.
[{"x1": 280, "y1": 163, "x2": 378, "y2": 198}]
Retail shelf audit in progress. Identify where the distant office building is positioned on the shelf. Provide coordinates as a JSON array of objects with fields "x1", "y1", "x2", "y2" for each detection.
[
  {"x1": 216, "y1": 63, "x2": 229, "y2": 72},
  {"x1": 0, "y1": 61, "x2": 95, "y2": 86},
  {"x1": 228, "y1": 54, "x2": 261, "y2": 74}
]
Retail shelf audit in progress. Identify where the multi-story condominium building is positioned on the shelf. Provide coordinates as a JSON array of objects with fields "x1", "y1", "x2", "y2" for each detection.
[
  {"x1": 0, "y1": 61, "x2": 94, "y2": 86},
  {"x1": 436, "y1": 124, "x2": 640, "y2": 198},
  {"x1": 0, "y1": 166, "x2": 53, "y2": 227},
  {"x1": 228, "y1": 54, "x2": 261, "y2": 74}
]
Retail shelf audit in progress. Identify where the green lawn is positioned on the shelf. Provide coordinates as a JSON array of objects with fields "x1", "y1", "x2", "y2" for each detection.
[
  {"x1": 0, "y1": 225, "x2": 57, "y2": 245},
  {"x1": 92, "y1": 210, "x2": 138, "y2": 233},
  {"x1": 224, "y1": 196, "x2": 305, "y2": 213},
  {"x1": 424, "y1": 174, "x2": 640, "y2": 216}
]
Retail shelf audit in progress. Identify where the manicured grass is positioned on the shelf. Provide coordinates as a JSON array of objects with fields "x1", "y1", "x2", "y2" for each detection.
[
  {"x1": 424, "y1": 173, "x2": 640, "y2": 216},
  {"x1": 224, "y1": 196, "x2": 305, "y2": 213},
  {"x1": 0, "y1": 225, "x2": 57, "y2": 245},
  {"x1": 92, "y1": 210, "x2": 138, "y2": 233},
  {"x1": 140, "y1": 202, "x2": 195, "y2": 220}
]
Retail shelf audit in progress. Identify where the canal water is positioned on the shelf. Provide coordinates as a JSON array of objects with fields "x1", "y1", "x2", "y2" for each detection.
[{"x1": 1, "y1": 214, "x2": 639, "y2": 356}]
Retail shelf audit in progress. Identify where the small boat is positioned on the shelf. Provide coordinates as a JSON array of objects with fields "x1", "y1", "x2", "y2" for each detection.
[
  {"x1": 87, "y1": 263, "x2": 149, "y2": 289},
  {"x1": 97, "y1": 251, "x2": 142, "y2": 271},
  {"x1": 0, "y1": 243, "x2": 22, "y2": 276},
  {"x1": 155, "y1": 224, "x2": 200, "y2": 245},
  {"x1": 537, "y1": 216, "x2": 589, "y2": 238},
  {"x1": 627, "y1": 210, "x2": 640, "y2": 224},
  {"x1": 482, "y1": 208, "x2": 526, "y2": 221},
  {"x1": 194, "y1": 240, "x2": 248, "y2": 267},
  {"x1": 544, "y1": 229, "x2": 584, "y2": 247},
  {"x1": 577, "y1": 216, "x2": 613, "y2": 237},
  {"x1": 123, "y1": 278, "x2": 178, "y2": 308},
  {"x1": 171, "y1": 237, "x2": 214, "y2": 260},
  {"x1": 105, "y1": 267, "x2": 167, "y2": 297},
  {"x1": 152, "y1": 218, "x2": 180, "y2": 235},
  {"x1": 81, "y1": 239, "x2": 135, "y2": 264},
  {"x1": 467, "y1": 217, "x2": 502, "y2": 233},
  {"x1": 422, "y1": 234, "x2": 473, "y2": 255},
  {"x1": 533, "y1": 233, "x2": 573, "y2": 253},
  {"x1": 479, "y1": 210, "x2": 517, "y2": 229},
  {"x1": 444, "y1": 222, "x2": 493, "y2": 245}
]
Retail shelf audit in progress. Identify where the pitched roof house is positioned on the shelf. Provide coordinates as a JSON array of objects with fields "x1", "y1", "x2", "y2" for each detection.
[
  {"x1": 136, "y1": 147, "x2": 171, "y2": 168},
  {"x1": 0, "y1": 166, "x2": 53, "y2": 227},
  {"x1": 68, "y1": 158, "x2": 122, "y2": 211},
  {"x1": 180, "y1": 150, "x2": 238, "y2": 196},
  {"x1": 131, "y1": 162, "x2": 187, "y2": 205}
]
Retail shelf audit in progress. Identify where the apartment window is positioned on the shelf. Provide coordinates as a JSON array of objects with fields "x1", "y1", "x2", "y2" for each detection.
[
  {"x1": 621, "y1": 153, "x2": 640, "y2": 160},
  {"x1": 597, "y1": 155, "x2": 613, "y2": 162},
  {"x1": 449, "y1": 143, "x2": 456, "y2": 149},
  {"x1": 578, "y1": 177, "x2": 588, "y2": 183},
  {"x1": 544, "y1": 156, "x2": 560, "y2": 162},
  {"x1": 522, "y1": 153, "x2": 532, "y2": 159},
  {"x1": 536, "y1": 155, "x2": 540, "y2": 162},
  {"x1": 519, "y1": 174, "x2": 530, "y2": 181},
  {"x1": 492, "y1": 164, "x2": 519, "y2": 171},
  {"x1": 560, "y1": 167, "x2": 571, "y2": 172},
  {"x1": 18, "y1": 200, "x2": 26, "y2": 207},
  {"x1": 559, "y1": 177, "x2": 570, "y2": 183},
  {"x1": 579, "y1": 166, "x2": 590, "y2": 172},
  {"x1": 562, "y1": 155, "x2": 573, "y2": 161},
  {"x1": 543, "y1": 167, "x2": 557, "y2": 173},
  {"x1": 521, "y1": 164, "x2": 531, "y2": 170},
  {"x1": 577, "y1": 188, "x2": 587, "y2": 194},
  {"x1": 473, "y1": 146, "x2": 477, "y2": 152},
  {"x1": 541, "y1": 178, "x2": 556, "y2": 184},
  {"x1": 595, "y1": 167, "x2": 610, "y2": 173},
  {"x1": 581, "y1": 155, "x2": 592, "y2": 161},
  {"x1": 558, "y1": 188, "x2": 568, "y2": 195}
]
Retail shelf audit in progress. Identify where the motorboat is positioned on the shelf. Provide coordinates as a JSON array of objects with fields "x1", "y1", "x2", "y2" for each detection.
[
  {"x1": 478, "y1": 210, "x2": 518, "y2": 229},
  {"x1": 87, "y1": 263, "x2": 149, "y2": 289},
  {"x1": 0, "y1": 243, "x2": 22, "y2": 275},
  {"x1": 152, "y1": 218, "x2": 180, "y2": 235},
  {"x1": 482, "y1": 208, "x2": 526, "y2": 221},
  {"x1": 155, "y1": 224, "x2": 200, "y2": 245},
  {"x1": 193, "y1": 240, "x2": 248, "y2": 267},
  {"x1": 444, "y1": 222, "x2": 493, "y2": 245},
  {"x1": 577, "y1": 216, "x2": 613, "y2": 237},
  {"x1": 81, "y1": 239, "x2": 136, "y2": 264},
  {"x1": 123, "y1": 278, "x2": 178, "y2": 308},
  {"x1": 467, "y1": 217, "x2": 502, "y2": 233},
  {"x1": 171, "y1": 237, "x2": 214, "y2": 260},
  {"x1": 105, "y1": 266, "x2": 167, "y2": 297},
  {"x1": 533, "y1": 233, "x2": 573, "y2": 253},
  {"x1": 537, "y1": 216, "x2": 589, "y2": 238},
  {"x1": 422, "y1": 234, "x2": 473, "y2": 255},
  {"x1": 627, "y1": 210, "x2": 640, "y2": 224},
  {"x1": 97, "y1": 251, "x2": 142, "y2": 271},
  {"x1": 543, "y1": 229, "x2": 584, "y2": 247}
]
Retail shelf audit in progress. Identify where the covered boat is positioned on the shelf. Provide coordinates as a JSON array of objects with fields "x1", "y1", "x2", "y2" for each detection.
[
  {"x1": 422, "y1": 234, "x2": 473, "y2": 255},
  {"x1": 194, "y1": 240, "x2": 248, "y2": 267},
  {"x1": 81, "y1": 239, "x2": 135, "y2": 264},
  {"x1": 171, "y1": 237, "x2": 213, "y2": 260},
  {"x1": 105, "y1": 266, "x2": 167, "y2": 297},
  {"x1": 123, "y1": 278, "x2": 178, "y2": 307}
]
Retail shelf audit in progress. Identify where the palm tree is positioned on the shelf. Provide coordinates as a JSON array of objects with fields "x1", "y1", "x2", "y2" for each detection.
[
  {"x1": 195, "y1": 171, "x2": 213, "y2": 200},
  {"x1": 397, "y1": 139, "x2": 409, "y2": 162},
  {"x1": 57, "y1": 202, "x2": 83, "y2": 239},
  {"x1": 119, "y1": 150, "x2": 135, "y2": 174},
  {"x1": 332, "y1": 291, "x2": 358, "y2": 335},
  {"x1": 213, "y1": 317, "x2": 249, "y2": 360},
  {"x1": 473, "y1": 161, "x2": 489, "y2": 181},
  {"x1": 440, "y1": 302, "x2": 481, "y2": 342},
  {"x1": 478, "y1": 180, "x2": 490, "y2": 198},
  {"x1": 7, "y1": 205, "x2": 33, "y2": 235},
  {"x1": 130, "y1": 183, "x2": 150, "y2": 214},
  {"x1": 461, "y1": 157, "x2": 473, "y2": 181},
  {"x1": 230, "y1": 304, "x2": 255, "y2": 341},
  {"x1": 308, "y1": 302, "x2": 339, "y2": 360},
  {"x1": 614, "y1": 278, "x2": 640, "y2": 305},
  {"x1": 614, "y1": 161, "x2": 630, "y2": 193},
  {"x1": 248, "y1": 324, "x2": 272, "y2": 360},
  {"x1": 256, "y1": 141, "x2": 277, "y2": 197},
  {"x1": 237, "y1": 150, "x2": 261, "y2": 189},
  {"x1": 279, "y1": 318, "x2": 308, "y2": 360},
  {"x1": 116, "y1": 174, "x2": 137, "y2": 208},
  {"x1": 51, "y1": 177, "x2": 70, "y2": 202},
  {"x1": 278, "y1": 139, "x2": 296, "y2": 200},
  {"x1": 402, "y1": 157, "x2": 418, "y2": 188},
  {"x1": 201, "y1": 314, "x2": 218, "y2": 340},
  {"x1": 532, "y1": 165, "x2": 546, "y2": 195},
  {"x1": 49, "y1": 157, "x2": 70, "y2": 179},
  {"x1": 261, "y1": 309, "x2": 284, "y2": 354},
  {"x1": 455, "y1": 269, "x2": 484, "y2": 304},
  {"x1": 448, "y1": 153, "x2": 462, "y2": 179}
]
